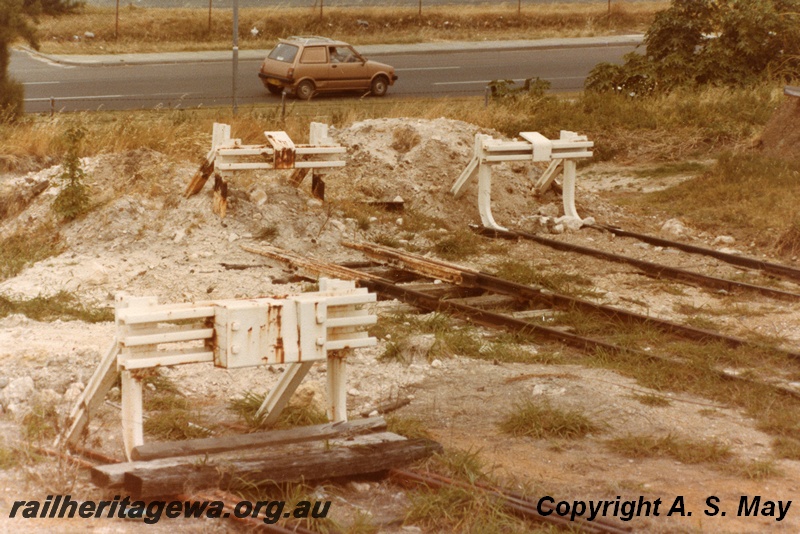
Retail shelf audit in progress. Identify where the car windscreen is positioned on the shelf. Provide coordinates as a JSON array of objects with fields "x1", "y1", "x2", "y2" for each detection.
[{"x1": 268, "y1": 43, "x2": 299, "y2": 63}]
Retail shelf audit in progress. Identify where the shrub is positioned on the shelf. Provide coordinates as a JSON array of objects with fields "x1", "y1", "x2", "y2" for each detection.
[
  {"x1": 586, "y1": 0, "x2": 800, "y2": 94},
  {"x1": 0, "y1": 79, "x2": 24, "y2": 122},
  {"x1": 52, "y1": 125, "x2": 91, "y2": 221}
]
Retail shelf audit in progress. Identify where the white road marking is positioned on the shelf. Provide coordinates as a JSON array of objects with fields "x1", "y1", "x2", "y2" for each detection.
[
  {"x1": 434, "y1": 76, "x2": 584, "y2": 85},
  {"x1": 22, "y1": 81, "x2": 61, "y2": 86},
  {"x1": 25, "y1": 92, "x2": 192, "y2": 102},
  {"x1": 395, "y1": 66, "x2": 460, "y2": 72}
]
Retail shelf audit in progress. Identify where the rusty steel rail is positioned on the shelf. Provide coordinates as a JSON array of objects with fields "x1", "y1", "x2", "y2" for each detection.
[
  {"x1": 390, "y1": 468, "x2": 633, "y2": 534},
  {"x1": 244, "y1": 243, "x2": 800, "y2": 401},
  {"x1": 592, "y1": 224, "x2": 800, "y2": 283},
  {"x1": 475, "y1": 226, "x2": 800, "y2": 302},
  {"x1": 342, "y1": 241, "x2": 800, "y2": 361}
]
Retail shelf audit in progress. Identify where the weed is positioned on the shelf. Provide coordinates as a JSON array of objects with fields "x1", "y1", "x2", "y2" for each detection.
[
  {"x1": 605, "y1": 434, "x2": 732, "y2": 464},
  {"x1": 499, "y1": 399, "x2": 599, "y2": 440}
]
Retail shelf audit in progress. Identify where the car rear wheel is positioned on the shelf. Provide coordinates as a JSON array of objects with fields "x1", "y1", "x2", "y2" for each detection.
[
  {"x1": 266, "y1": 83, "x2": 283, "y2": 96},
  {"x1": 370, "y1": 76, "x2": 389, "y2": 97},
  {"x1": 296, "y1": 80, "x2": 315, "y2": 100}
]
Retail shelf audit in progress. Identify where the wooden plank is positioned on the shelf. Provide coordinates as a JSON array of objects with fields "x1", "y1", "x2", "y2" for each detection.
[
  {"x1": 131, "y1": 416, "x2": 387, "y2": 461},
  {"x1": 57, "y1": 341, "x2": 120, "y2": 447},
  {"x1": 123, "y1": 436, "x2": 443, "y2": 497},
  {"x1": 184, "y1": 148, "x2": 216, "y2": 197}
]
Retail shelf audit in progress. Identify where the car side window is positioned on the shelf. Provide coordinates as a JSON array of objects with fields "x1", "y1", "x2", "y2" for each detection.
[
  {"x1": 300, "y1": 46, "x2": 327, "y2": 64},
  {"x1": 329, "y1": 46, "x2": 357, "y2": 64},
  {"x1": 268, "y1": 43, "x2": 299, "y2": 63}
]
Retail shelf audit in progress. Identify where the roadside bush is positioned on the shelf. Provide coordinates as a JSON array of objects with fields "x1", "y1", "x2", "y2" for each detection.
[{"x1": 586, "y1": 0, "x2": 800, "y2": 94}]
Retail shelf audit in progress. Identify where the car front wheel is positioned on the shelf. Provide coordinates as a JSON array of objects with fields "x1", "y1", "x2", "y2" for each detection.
[
  {"x1": 295, "y1": 80, "x2": 315, "y2": 100},
  {"x1": 370, "y1": 76, "x2": 389, "y2": 97}
]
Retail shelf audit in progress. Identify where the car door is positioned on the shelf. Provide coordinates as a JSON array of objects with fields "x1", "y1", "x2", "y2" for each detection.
[
  {"x1": 297, "y1": 46, "x2": 332, "y2": 89},
  {"x1": 327, "y1": 46, "x2": 370, "y2": 91}
]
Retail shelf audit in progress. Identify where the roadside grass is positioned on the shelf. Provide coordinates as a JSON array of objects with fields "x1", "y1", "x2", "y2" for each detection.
[
  {"x1": 499, "y1": 398, "x2": 600, "y2": 440},
  {"x1": 0, "y1": 291, "x2": 113, "y2": 323},
  {"x1": 32, "y1": 3, "x2": 664, "y2": 55}
]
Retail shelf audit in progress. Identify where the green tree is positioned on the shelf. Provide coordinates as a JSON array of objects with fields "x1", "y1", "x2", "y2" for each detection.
[
  {"x1": 586, "y1": 0, "x2": 800, "y2": 94},
  {"x1": 0, "y1": 0, "x2": 38, "y2": 120},
  {"x1": 1, "y1": 0, "x2": 83, "y2": 121}
]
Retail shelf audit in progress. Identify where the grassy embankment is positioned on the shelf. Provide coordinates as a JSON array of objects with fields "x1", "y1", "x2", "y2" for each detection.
[{"x1": 33, "y1": 2, "x2": 664, "y2": 54}]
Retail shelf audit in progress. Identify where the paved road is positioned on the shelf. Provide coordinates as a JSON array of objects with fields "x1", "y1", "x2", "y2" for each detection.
[{"x1": 10, "y1": 36, "x2": 643, "y2": 113}]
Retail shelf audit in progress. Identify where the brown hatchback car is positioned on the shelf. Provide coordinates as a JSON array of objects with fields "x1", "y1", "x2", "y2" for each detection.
[{"x1": 258, "y1": 36, "x2": 398, "y2": 99}]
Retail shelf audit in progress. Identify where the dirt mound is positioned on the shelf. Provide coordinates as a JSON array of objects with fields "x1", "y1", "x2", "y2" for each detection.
[{"x1": 759, "y1": 95, "x2": 800, "y2": 161}]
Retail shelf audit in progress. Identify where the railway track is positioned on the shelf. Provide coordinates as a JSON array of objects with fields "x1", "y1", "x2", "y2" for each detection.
[
  {"x1": 591, "y1": 223, "x2": 800, "y2": 284},
  {"x1": 243, "y1": 241, "x2": 800, "y2": 401},
  {"x1": 475, "y1": 225, "x2": 800, "y2": 302}
]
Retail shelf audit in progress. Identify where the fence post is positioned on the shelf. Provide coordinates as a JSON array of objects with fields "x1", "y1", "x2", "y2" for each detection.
[
  {"x1": 484, "y1": 86, "x2": 490, "y2": 108},
  {"x1": 281, "y1": 90, "x2": 286, "y2": 120},
  {"x1": 50, "y1": 97, "x2": 55, "y2": 117}
]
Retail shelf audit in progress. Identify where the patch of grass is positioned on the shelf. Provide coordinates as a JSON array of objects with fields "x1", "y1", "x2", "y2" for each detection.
[
  {"x1": 0, "y1": 445, "x2": 19, "y2": 470},
  {"x1": 255, "y1": 224, "x2": 279, "y2": 241},
  {"x1": 404, "y1": 485, "x2": 530, "y2": 534},
  {"x1": 386, "y1": 414, "x2": 430, "y2": 440},
  {"x1": 0, "y1": 227, "x2": 63, "y2": 282},
  {"x1": 645, "y1": 152, "x2": 800, "y2": 250},
  {"x1": 499, "y1": 399, "x2": 599, "y2": 440},
  {"x1": 0, "y1": 291, "x2": 113, "y2": 323},
  {"x1": 491, "y1": 259, "x2": 594, "y2": 294},
  {"x1": 721, "y1": 459, "x2": 780, "y2": 480},
  {"x1": 22, "y1": 402, "x2": 61, "y2": 442},
  {"x1": 772, "y1": 436, "x2": 800, "y2": 460},
  {"x1": 632, "y1": 161, "x2": 708, "y2": 179},
  {"x1": 605, "y1": 434, "x2": 732, "y2": 464},
  {"x1": 228, "y1": 390, "x2": 328, "y2": 430},
  {"x1": 373, "y1": 233, "x2": 401, "y2": 248},
  {"x1": 630, "y1": 393, "x2": 672, "y2": 407},
  {"x1": 391, "y1": 125, "x2": 421, "y2": 153},
  {"x1": 431, "y1": 229, "x2": 482, "y2": 261},
  {"x1": 143, "y1": 408, "x2": 213, "y2": 441}
]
